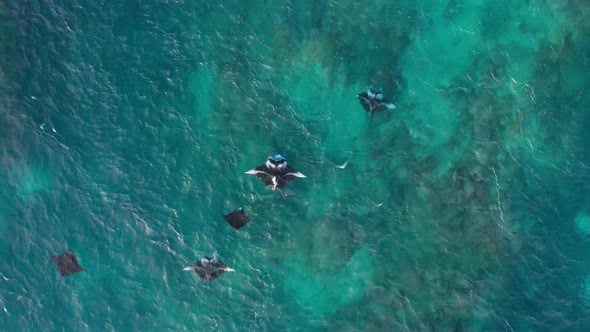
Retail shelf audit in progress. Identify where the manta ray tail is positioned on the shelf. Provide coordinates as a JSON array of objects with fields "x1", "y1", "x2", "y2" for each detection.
[{"x1": 225, "y1": 267, "x2": 236, "y2": 273}]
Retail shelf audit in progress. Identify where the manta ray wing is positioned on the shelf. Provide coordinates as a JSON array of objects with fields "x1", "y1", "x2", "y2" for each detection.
[
  {"x1": 383, "y1": 101, "x2": 396, "y2": 110},
  {"x1": 279, "y1": 173, "x2": 305, "y2": 187},
  {"x1": 267, "y1": 166, "x2": 306, "y2": 188},
  {"x1": 223, "y1": 210, "x2": 249, "y2": 230},
  {"x1": 376, "y1": 101, "x2": 395, "y2": 111},
  {"x1": 204, "y1": 263, "x2": 229, "y2": 281},
  {"x1": 283, "y1": 166, "x2": 306, "y2": 179},
  {"x1": 245, "y1": 167, "x2": 274, "y2": 186},
  {"x1": 194, "y1": 264, "x2": 214, "y2": 280},
  {"x1": 245, "y1": 169, "x2": 266, "y2": 175},
  {"x1": 185, "y1": 262, "x2": 232, "y2": 281},
  {"x1": 284, "y1": 171, "x2": 306, "y2": 178},
  {"x1": 357, "y1": 94, "x2": 373, "y2": 112},
  {"x1": 51, "y1": 251, "x2": 84, "y2": 277}
]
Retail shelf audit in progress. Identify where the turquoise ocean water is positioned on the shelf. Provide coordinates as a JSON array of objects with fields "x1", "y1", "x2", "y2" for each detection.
[{"x1": 1, "y1": 0, "x2": 590, "y2": 330}]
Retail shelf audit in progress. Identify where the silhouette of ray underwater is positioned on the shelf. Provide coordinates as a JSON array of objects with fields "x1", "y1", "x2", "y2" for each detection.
[
  {"x1": 357, "y1": 87, "x2": 396, "y2": 113},
  {"x1": 245, "y1": 154, "x2": 306, "y2": 190},
  {"x1": 51, "y1": 250, "x2": 84, "y2": 276},
  {"x1": 224, "y1": 207, "x2": 249, "y2": 230},
  {"x1": 183, "y1": 254, "x2": 235, "y2": 281}
]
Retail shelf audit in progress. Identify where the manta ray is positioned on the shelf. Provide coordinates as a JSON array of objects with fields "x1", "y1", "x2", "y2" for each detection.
[
  {"x1": 224, "y1": 207, "x2": 249, "y2": 230},
  {"x1": 51, "y1": 250, "x2": 84, "y2": 277},
  {"x1": 357, "y1": 87, "x2": 396, "y2": 113},
  {"x1": 183, "y1": 254, "x2": 235, "y2": 281},
  {"x1": 245, "y1": 154, "x2": 306, "y2": 190}
]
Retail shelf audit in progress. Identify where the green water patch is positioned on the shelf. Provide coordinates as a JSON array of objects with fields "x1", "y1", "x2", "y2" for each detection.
[
  {"x1": 6, "y1": 0, "x2": 588, "y2": 329},
  {"x1": 305, "y1": 0, "x2": 586, "y2": 327},
  {"x1": 284, "y1": 245, "x2": 374, "y2": 321},
  {"x1": 279, "y1": 39, "x2": 372, "y2": 163},
  {"x1": 379, "y1": 201, "x2": 507, "y2": 330},
  {"x1": 559, "y1": 61, "x2": 589, "y2": 93},
  {"x1": 582, "y1": 273, "x2": 590, "y2": 308},
  {"x1": 399, "y1": 0, "x2": 575, "y2": 182},
  {"x1": 399, "y1": 1, "x2": 486, "y2": 175},
  {"x1": 287, "y1": 62, "x2": 334, "y2": 122},
  {"x1": 574, "y1": 212, "x2": 590, "y2": 237},
  {"x1": 187, "y1": 65, "x2": 245, "y2": 157},
  {"x1": 73, "y1": 211, "x2": 199, "y2": 330},
  {"x1": 188, "y1": 68, "x2": 217, "y2": 130},
  {"x1": 322, "y1": 83, "x2": 371, "y2": 160},
  {"x1": 280, "y1": 213, "x2": 372, "y2": 325},
  {"x1": 492, "y1": 1, "x2": 570, "y2": 85},
  {"x1": 0, "y1": 206, "x2": 7, "y2": 247},
  {"x1": 404, "y1": 0, "x2": 484, "y2": 87},
  {"x1": 13, "y1": 166, "x2": 54, "y2": 199},
  {"x1": 187, "y1": 66, "x2": 261, "y2": 192}
]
